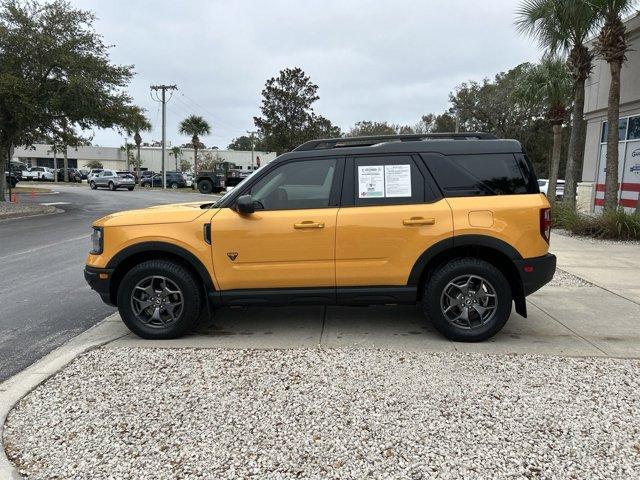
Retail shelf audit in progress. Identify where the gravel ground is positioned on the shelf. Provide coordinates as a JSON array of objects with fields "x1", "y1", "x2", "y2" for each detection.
[
  {"x1": 0, "y1": 202, "x2": 56, "y2": 220},
  {"x1": 548, "y1": 268, "x2": 593, "y2": 287},
  {"x1": 5, "y1": 348, "x2": 640, "y2": 479}
]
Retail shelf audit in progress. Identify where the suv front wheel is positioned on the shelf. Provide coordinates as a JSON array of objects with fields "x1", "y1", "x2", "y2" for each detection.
[
  {"x1": 117, "y1": 259, "x2": 203, "y2": 339},
  {"x1": 423, "y1": 258, "x2": 512, "y2": 342}
]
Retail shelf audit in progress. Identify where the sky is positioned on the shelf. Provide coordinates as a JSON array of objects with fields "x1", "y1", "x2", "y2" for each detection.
[{"x1": 74, "y1": 0, "x2": 542, "y2": 150}]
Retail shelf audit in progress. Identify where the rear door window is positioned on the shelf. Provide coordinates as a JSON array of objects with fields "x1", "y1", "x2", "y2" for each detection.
[
  {"x1": 348, "y1": 155, "x2": 429, "y2": 206},
  {"x1": 423, "y1": 153, "x2": 536, "y2": 196}
]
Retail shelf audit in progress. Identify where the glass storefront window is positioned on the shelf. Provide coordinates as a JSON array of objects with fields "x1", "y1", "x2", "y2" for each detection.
[
  {"x1": 601, "y1": 118, "x2": 629, "y2": 142},
  {"x1": 628, "y1": 116, "x2": 640, "y2": 140}
]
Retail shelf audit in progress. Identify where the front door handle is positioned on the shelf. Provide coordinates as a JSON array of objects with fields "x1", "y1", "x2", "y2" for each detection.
[
  {"x1": 294, "y1": 221, "x2": 325, "y2": 229},
  {"x1": 403, "y1": 217, "x2": 436, "y2": 226}
]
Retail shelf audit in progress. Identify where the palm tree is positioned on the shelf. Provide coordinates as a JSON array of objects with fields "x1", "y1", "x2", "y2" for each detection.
[
  {"x1": 178, "y1": 115, "x2": 211, "y2": 175},
  {"x1": 129, "y1": 116, "x2": 151, "y2": 180},
  {"x1": 516, "y1": 0, "x2": 598, "y2": 209},
  {"x1": 590, "y1": 0, "x2": 636, "y2": 212},
  {"x1": 170, "y1": 146, "x2": 182, "y2": 171},
  {"x1": 515, "y1": 56, "x2": 573, "y2": 206}
]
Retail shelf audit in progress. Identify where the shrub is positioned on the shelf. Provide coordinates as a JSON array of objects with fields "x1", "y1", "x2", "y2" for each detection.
[{"x1": 552, "y1": 203, "x2": 640, "y2": 240}]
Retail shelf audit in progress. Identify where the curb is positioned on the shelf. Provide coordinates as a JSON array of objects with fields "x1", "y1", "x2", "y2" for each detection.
[
  {"x1": 0, "y1": 313, "x2": 127, "y2": 479},
  {"x1": 0, "y1": 207, "x2": 64, "y2": 224}
]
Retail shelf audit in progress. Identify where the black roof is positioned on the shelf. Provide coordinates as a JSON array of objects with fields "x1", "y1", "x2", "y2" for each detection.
[{"x1": 276, "y1": 133, "x2": 522, "y2": 163}]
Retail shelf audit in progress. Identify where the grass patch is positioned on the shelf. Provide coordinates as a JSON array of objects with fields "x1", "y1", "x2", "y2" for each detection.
[{"x1": 552, "y1": 203, "x2": 640, "y2": 240}]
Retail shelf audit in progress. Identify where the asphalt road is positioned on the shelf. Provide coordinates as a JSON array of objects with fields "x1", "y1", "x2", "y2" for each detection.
[{"x1": 0, "y1": 183, "x2": 219, "y2": 382}]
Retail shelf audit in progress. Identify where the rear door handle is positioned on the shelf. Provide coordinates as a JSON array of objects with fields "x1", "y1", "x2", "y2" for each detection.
[
  {"x1": 294, "y1": 221, "x2": 325, "y2": 229},
  {"x1": 403, "y1": 217, "x2": 436, "y2": 226}
]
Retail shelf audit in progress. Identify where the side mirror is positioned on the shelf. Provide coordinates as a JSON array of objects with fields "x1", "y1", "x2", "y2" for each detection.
[{"x1": 236, "y1": 195, "x2": 255, "y2": 214}]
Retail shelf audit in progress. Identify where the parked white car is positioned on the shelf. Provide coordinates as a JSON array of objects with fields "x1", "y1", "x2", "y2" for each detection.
[
  {"x1": 538, "y1": 179, "x2": 565, "y2": 199},
  {"x1": 183, "y1": 172, "x2": 194, "y2": 188},
  {"x1": 23, "y1": 166, "x2": 54, "y2": 181}
]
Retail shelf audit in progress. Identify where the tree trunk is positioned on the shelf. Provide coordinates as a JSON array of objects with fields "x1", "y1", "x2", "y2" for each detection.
[
  {"x1": 0, "y1": 141, "x2": 7, "y2": 203},
  {"x1": 548, "y1": 123, "x2": 563, "y2": 208},
  {"x1": 563, "y1": 78, "x2": 586, "y2": 209},
  {"x1": 63, "y1": 146, "x2": 69, "y2": 182},
  {"x1": 53, "y1": 150, "x2": 58, "y2": 183},
  {"x1": 136, "y1": 144, "x2": 141, "y2": 180},
  {"x1": 194, "y1": 147, "x2": 198, "y2": 175},
  {"x1": 603, "y1": 61, "x2": 622, "y2": 213}
]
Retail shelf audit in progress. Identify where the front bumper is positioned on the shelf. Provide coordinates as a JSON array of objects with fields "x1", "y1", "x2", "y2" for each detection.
[
  {"x1": 515, "y1": 253, "x2": 557, "y2": 296},
  {"x1": 84, "y1": 266, "x2": 115, "y2": 306}
]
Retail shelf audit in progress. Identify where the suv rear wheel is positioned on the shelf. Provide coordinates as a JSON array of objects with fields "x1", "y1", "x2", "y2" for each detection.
[
  {"x1": 117, "y1": 259, "x2": 203, "y2": 339},
  {"x1": 423, "y1": 258, "x2": 512, "y2": 342}
]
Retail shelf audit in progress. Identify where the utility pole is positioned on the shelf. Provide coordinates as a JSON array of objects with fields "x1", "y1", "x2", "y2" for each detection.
[
  {"x1": 247, "y1": 130, "x2": 257, "y2": 171},
  {"x1": 151, "y1": 84, "x2": 177, "y2": 189}
]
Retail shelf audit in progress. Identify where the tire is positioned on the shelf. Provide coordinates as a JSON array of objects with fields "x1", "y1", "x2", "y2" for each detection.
[
  {"x1": 128, "y1": 187, "x2": 134, "y2": 191},
  {"x1": 423, "y1": 258, "x2": 512, "y2": 342},
  {"x1": 143, "y1": 183, "x2": 151, "y2": 189},
  {"x1": 108, "y1": 182, "x2": 116, "y2": 191},
  {"x1": 117, "y1": 259, "x2": 203, "y2": 339},
  {"x1": 198, "y1": 179, "x2": 213, "y2": 194},
  {"x1": 171, "y1": 182, "x2": 178, "y2": 189},
  {"x1": 90, "y1": 181, "x2": 97, "y2": 190}
]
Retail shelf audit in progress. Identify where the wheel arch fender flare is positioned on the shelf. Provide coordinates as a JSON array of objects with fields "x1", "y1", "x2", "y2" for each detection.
[
  {"x1": 407, "y1": 235, "x2": 526, "y2": 317},
  {"x1": 106, "y1": 241, "x2": 215, "y2": 304}
]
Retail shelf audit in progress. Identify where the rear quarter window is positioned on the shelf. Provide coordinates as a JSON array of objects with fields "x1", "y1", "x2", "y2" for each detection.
[{"x1": 423, "y1": 153, "x2": 538, "y2": 196}]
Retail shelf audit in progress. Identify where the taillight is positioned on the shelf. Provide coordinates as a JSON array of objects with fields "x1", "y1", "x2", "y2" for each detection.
[{"x1": 540, "y1": 208, "x2": 551, "y2": 243}]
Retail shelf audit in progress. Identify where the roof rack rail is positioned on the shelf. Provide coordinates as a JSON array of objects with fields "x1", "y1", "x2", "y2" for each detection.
[{"x1": 293, "y1": 132, "x2": 497, "y2": 151}]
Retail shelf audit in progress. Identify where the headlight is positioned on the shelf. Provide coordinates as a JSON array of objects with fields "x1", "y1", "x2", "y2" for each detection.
[{"x1": 90, "y1": 227, "x2": 103, "y2": 254}]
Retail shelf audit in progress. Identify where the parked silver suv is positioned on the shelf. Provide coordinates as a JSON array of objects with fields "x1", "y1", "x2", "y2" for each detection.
[{"x1": 89, "y1": 170, "x2": 135, "y2": 191}]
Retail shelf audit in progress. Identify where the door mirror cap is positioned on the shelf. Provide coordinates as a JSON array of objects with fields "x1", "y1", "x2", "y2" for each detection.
[{"x1": 236, "y1": 195, "x2": 255, "y2": 214}]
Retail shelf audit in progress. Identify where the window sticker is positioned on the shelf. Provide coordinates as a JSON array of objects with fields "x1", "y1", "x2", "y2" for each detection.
[
  {"x1": 384, "y1": 164, "x2": 411, "y2": 197},
  {"x1": 358, "y1": 165, "x2": 384, "y2": 198}
]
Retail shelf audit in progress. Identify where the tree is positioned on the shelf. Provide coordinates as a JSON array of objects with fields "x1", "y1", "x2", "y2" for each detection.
[
  {"x1": 227, "y1": 135, "x2": 253, "y2": 150},
  {"x1": 414, "y1": 113, "x2": 457, "y2": 133},
  {"x1": 179, "y1": 115, "x2": 211, "y2": 175},
  {"x1": 516, "y1": 0, "x2": 598, "y2": 209},
  {"x1": 0, "y1": 0, "x2": 142, "y2": 201},
  {"x1": 85, "y1": 160, "x2": 103, "y2": 169},
  {"x1": 198, "y1": 150, "x2": 223, "y2": 171},
  {"x1": 590, "y1": 0, "x2": 636, "y2": 212},
  {"x1": 170, "y1": 146, "x2": 182, "y2": 171},
  {"x1": 128, "y1": 110, "x2": 151, "y2": 179},
  {"x1": 179, "y1": 158, "x2": 192, "y2": 173},
  {"x1": 254, "y1": 67, "x2": 340, "y2": 154},
  {"x1": 347, "y1": 121, "x2": 405, "y2": 137},
  {"x1": 515, "y1": 56, "x2": 573, "y2": 206}
]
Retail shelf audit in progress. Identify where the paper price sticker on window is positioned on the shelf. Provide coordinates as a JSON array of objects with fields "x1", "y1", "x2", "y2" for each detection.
[
  {"x1": 358, "y1": 165, "x2": 384, "y2": 198},
  {"x1": 384, "y1": 164, "x2": 411, "y2": 197}
]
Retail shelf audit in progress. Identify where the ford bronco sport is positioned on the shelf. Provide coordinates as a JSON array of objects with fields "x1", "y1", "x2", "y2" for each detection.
[{"x1": 85, "y1": 133, "x2": 556, "y2": 342}]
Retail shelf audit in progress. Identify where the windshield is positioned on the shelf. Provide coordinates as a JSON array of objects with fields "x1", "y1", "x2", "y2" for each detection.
[{"x1": 211, "y1": 169, "x2": 261, "y2": 208}]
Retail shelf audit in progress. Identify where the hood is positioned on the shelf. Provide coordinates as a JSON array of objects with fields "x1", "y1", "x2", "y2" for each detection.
[{"x1": 94, "y1": 202, "x2": 218, "y2": 227}]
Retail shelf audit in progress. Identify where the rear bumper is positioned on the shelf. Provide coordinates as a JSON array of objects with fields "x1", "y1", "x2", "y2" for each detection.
[
  {"x1": 84, "y1": 266, "x2": 115, "y2": 306},
  {"x1": 515, "y1": 253, "x2": 556, "y2": 296}
]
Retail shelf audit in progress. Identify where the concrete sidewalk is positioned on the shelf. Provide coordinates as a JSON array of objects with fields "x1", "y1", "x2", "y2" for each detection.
[
  {"x1": 107, "y1": 283, "x2": 640, "y2": 358},
  {"x1": 552, "y1": 232, "x2": 640, "y2": 304}
]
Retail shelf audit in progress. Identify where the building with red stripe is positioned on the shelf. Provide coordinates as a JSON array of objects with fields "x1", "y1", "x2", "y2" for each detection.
[{"x1": 579, "y1": 13, "x2": 640, "y2": 213}]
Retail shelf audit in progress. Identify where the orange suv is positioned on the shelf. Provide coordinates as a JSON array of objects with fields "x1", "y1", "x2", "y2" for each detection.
[{"x1": 85, "y1": 133, "x2": 555, "y2": 342}]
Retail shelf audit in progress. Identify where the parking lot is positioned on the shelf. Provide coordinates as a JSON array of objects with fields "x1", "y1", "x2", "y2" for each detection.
[{"x1": 0, "y1": 182, "x2": 220, "y2": 381}]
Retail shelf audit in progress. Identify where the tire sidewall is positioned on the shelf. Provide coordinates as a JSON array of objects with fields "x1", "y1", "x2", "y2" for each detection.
[
  {"x1": 90, "y1": 181, "x2": 96, "y2": 189},
  {"x1": 117, "y1": 260, "x2": 202, "y2": 339},
  {"x1": 424, "y1": 259, "x2": 512, "y2": 342},
  {"x1": 198, "y1": 180, "x2": 212, "y2": 194}
]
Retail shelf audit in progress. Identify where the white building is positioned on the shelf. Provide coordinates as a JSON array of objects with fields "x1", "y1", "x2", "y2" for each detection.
[
  {"x1": 579, "y1": 12, "x2": 640, "y2": 212},
  {"x1": 12, "y1": 144, "x2": 277, "y2": 173}
]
